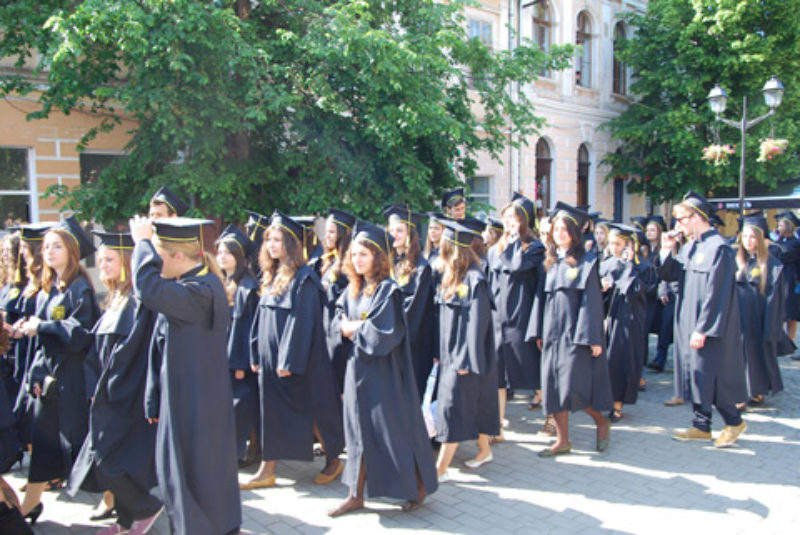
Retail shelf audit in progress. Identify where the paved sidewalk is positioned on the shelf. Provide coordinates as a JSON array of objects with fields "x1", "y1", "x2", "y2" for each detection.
[{"x1": 7, "y1": 354, "x2": 800, "y2": 535}]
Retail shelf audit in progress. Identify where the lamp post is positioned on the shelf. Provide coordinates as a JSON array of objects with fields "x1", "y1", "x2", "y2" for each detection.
[{"x1": 707, "y1": 75, "x2": 785, "y2": 216}]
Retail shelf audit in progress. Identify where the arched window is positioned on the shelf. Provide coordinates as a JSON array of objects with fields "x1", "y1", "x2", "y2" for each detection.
[
  {"x1": 577, "y1": 144, "x2": 590, "y2": 207},
  {"x1": 535, "y1": 139, "x2": 552, "y2": 209},
  {"x1": 533, "y1": 1, "x2": 552, "y2": 77},
  {"x1": 575, "y1": 11, "x2": 592, "y2": 87},
  {"x1": 613, "y1": 23, "x2": 627, "y2": 95}
]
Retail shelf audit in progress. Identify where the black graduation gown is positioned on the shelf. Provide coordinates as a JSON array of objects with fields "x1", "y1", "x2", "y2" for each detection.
[
  {"x1": 393, "y1": 255, "x2": 436, "y2": 400},
  {"x1": 659, "y1": 230, "x2": 748, "y2": 412},
  {"x1": 10, "y1": 291, "x2": 38, "y2": 444},
  {"x1": 600, "y1": 257, "x2": 647, "y2": 405},
  {"x1": 68, "y1": 296, "x2": 161, "y2": 521},
  {"x1": 337, "y1": 279, "x2": 438, "y2": 501},
  {"x1": 251, "y1": 264, "x2": 343, "y2": 463},
  {"x1": 736, "y1": 255, "x2": 785, "y2": 397},
  {"x1": 26, "y1": 276, "x2": 98, "y2": 483},
  {"x1": 435, "y1": 268, "x2": 499, "y2": 443},
  {"x1": 134, "y1": 240, "x2": 240, "y2": 535},
  {"x1": 227, "y1": 275, "x2": 260, "y2": 459},
  {"x1": 0, "y1": 362, "x2": 22, "y2": 473},
  {"x1": 0, "y1": 285, "x2": 20, "y2": 398},
  {"x1": 531, "y1": 253, "x2": 613, "y2": 414},
  {"x1": 321, "y1": 261, "x2": 350, "y2": 394},
  {"x1": 487, "y1": 239, "x2": 545, "y2": 390},
  {"x1": 774, "y1": 235, "x2": 800, "y2": 320}
]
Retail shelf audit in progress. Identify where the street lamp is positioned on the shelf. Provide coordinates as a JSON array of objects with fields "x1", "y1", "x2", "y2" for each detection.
[{"x1": 707, "y1": 76, "x2": 785, "y2": 216}]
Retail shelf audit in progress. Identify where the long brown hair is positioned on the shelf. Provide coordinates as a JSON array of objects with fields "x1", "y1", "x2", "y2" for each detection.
[
  {"x1": 496, "y1": 203, "x2": 533, "y2": 254},
  {"x1": 439, "y1": 239, "x2": 479, "y2": 300},
  {"x1": 152, "y1": 236, "x2": 225, "y2": 284},
  {"x1": 99, "y1": 246, "x2": 133, "y2": 310},
  {"x1": 736, "y1": 227, "x2": 769, "y2": 295},
  {"x1": 544, "y1": 214, "x2": 585, "y2": 271},
  {"x1": 2, "y1": 233, "x2": 26, "y2": 288},
  {"x1": 259, "y1": 225, "x2": 304, "y2": 296},
  {"x1": 216, "y1": 239, "x2": 253, "y2": 306},
  {"x1": 344, "y1": 241, "x2": 392, "y2": 299},
  {"x1": 21, "y1": 239, "x2": 43, "y2": 299},
  {"x1": 391, "y1": 222, "x2": 422, "y2": 282},
  {"x1": 320, "y1": 217, "x2": 352, "y2": 284},
  {"x1": 41, "y1": 229, "x2": 93, "y2": 292},
  {"x1": 424, "y1": 220, "x2": 444, "y2": 257}
]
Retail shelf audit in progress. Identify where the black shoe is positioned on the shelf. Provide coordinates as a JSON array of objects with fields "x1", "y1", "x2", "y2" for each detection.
[
  {"x1": 25, "y1": 502, "x2": 43, "y2": 526},
  {"x1": 646, "y1": 362, "x2": 664, "y2": 372},
  {"x1": 90, "y1": 507, "x2": 116, "y2": 521},
  {"x1": 608, "y1": 409, "x2": 623, "y2": 423}
]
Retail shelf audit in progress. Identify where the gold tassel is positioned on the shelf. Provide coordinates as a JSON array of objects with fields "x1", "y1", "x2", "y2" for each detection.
[
  {"x1": 250, "y1": 228, "x2": 258, "y2": 242},
  {"x1": 14, "y1": 246, "x2": 21, "y2": 283},
  {"x1": 120, "y1": 264, "x2": 126, "y2": 282}
]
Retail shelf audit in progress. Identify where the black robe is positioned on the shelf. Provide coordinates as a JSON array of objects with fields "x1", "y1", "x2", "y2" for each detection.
[
  {"x1": 68, "y1": 296, "x2": 161, "y2": 523},
  {"x1": 435, "y1": 267, "x2": 499, "y2": 443},
  {"x1": 773, "y1": 235, "x2": 800, "y2": 320},
  {"x1": 250, "y1": 265, "x2": 343, "y2": 463},
  {"x1": 736, "y1": 255, "x2": 785, "y2": 397},
  {"x1": 321, "y1": 260, "x2": 350, "y2": 394},
  {"x1": 0, "y1": 356, "x2": 22, "y2": 472},
  {"x1": 134, "y1": 240, "x2": 241, "y2": 535},
  {"x1": 600, "y1": 257, "x2": 648, "y2": 405},
  {"x1": 0, "y1": 285, "x2": 21, "y2": 398},
  {"x1": 487, "y1": 239, "x2": 545, "y2": 390},
  {"x1": 393, "y1": 255, "x2": 436, "y2": 399},
  {"x1": 337, "y1": 279, "x2": 438, "y2": 501},
  {"x1": 530, "y1": 252, "x2": 613, "y2": 414},
  {"x1": 27, "y1": 276, "x2": 98, "y2": 483},
  {"x1": 659, "y1": 230, "x2": 748, "y2": 412},
  {"x1": 10, "y1": 291, "x2": 38, "y2": 444},
  {"x1": 227, "y1": 274, "x2": 260, "y2": 459}
]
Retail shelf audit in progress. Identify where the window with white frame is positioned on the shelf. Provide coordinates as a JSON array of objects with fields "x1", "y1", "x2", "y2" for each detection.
[
  {"x1": 0, "y1": 147, "x2": 32, "y2": 229},
  {"x1": 468, "y1": 19, "x2": 493, "y2": 49},
  {"x1": 467, "y1": 176, "x2": 491, "y2": 209},
  {"x1": 575, "y1": 11, "x2": 592, "y2": 87},
  {"x1": 533, "y1": 1, "x2": 552, "y2": 77},
  {"x1": 613, "y1": 22, "x2": 627, "y2": 95}
]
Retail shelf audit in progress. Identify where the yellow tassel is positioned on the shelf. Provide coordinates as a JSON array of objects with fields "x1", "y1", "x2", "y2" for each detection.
[
  {"x1": 14, "y1": 246, "x2": 21, "y2": 283},
  {"x1": 120, "y1": 264, "x2": 126, "y2": 282},
  {"x1": 405, "y1": 231, "x2": 410, "y2": 249},
  {"x1": 250, "y1": 228, "x2": 258, "y2": 241}
]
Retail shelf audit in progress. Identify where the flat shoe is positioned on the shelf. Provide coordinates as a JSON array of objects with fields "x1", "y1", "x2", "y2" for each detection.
[
  {"x1": 401, "y1": 498, "x2": 424, "y2": 512},
  {"x1": 437, "y1": 472, "x2": 451, "y2": 483},
  {"x1": 465, "y1": 454, "x2": 493, "y2": 469},
  {"x1": 239, "y1": 475, "x2": 276, "y2": 490},
  {"x1": 489, "y1": 436, "x2": 505, "y2": 445},
  {"x1": 314, "y1": 459, "x2": 344, "y2": 485},
  {"x1": 90, "y1": 508, "x2": 116, "y2": 521},
  {"x1": 537, "y1": 443, "x2": 571, "y2": 458},
  {"x1": 664, "y1": 397, "x2": 685, "y2": 407}
]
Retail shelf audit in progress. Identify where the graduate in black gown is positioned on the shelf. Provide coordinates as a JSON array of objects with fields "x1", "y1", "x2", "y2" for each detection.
[
  {"x1": 1, "y1": 233, "x2": 25, "y2": 400},
  {"x1": 215, "y1": 225, "x2": 260, "y2": 466},
  {"x1": 434, "y1": 220, "x2": 499, "y2": 482},
  {"x1": 295, "y1": 215, "x2": 324, "y2": 277},
  {"x1": 328, "y1": 220, "x2": 437, "y2": 517},
  {"x1": 487, "y1": 192, "x2": 544, "y2": 439},
  {"x1": 442, "y1": 187, "x2": 467, "y2": 220},
  {"x1": 129, "y1": 216, "x2": 241, "y2": 535},
  {"x1": 18, "y1": 217, "x2": 99, "y2": 520},
  {"x1": 245, "y1": 210, "x2": 269, "y2": 278},
  {"x1": 600, "y1": 224, "x2": 648, "y2": 423},
  {"x1": 385, "y1": 205, "x2": 436, "y2": 399},
  {"x1": 529, "y1": 202, "x2": 612, "y2": 457},
  {"x1": 659, "y1": 192, "x2": 748, "y2": 448},
  {"x1": 320, "y1": 208, "x2": 356, "y2": 394},
  {"x1": 424, "y1": 213, "x2": 446, "y2": 265},
  {"x1": 0, "y1": 318, "x2": 22, "y2": 475},
  {"x1": 734, "y1": 214, "x2": 785, "y2": 405},
  {"x1": 147, "y1": 186, "x2": 189, "y2": 220},
  {"x1": 242, "y1": 211, "x2": 344, "y2": 490},
  {"x1": 772, "y1": 211, "x2": 800, "y2": 343},
  {"x1": 69, "y1": 231, "x2": 162, "y2": 535},
  {"x1": 482, "y1": 217, "x2": 504, "y2": 253}
]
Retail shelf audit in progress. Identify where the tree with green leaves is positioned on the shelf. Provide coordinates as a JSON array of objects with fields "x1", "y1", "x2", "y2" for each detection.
[
  {"x1": 0, "y1": 0, "x2": 573, "y2": 226},
  {"x1": 603, "y1": 0, "x2": 800, "y2": 204}
]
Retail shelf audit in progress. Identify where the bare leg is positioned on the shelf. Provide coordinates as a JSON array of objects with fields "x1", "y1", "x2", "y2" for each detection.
[
  {"x1": 545, "y1": 411, "x2": 570, "y2": 452},
  {"x1": 247, "y1": 460, "x2": 276, "y2": 483},
  {"x1": 102, "y1": 490, "x2": 114, "y2": 510},
  {"x1": 313, "y1": 422, "x2": 340, "y2": 475},
  {"x1": 329, "y1": 458, "x2": 365, "y2": 517},
  {"x1": 787, "y1": 320, "x2": 798, "y2": 342},
  {"x1": 585, "y1": 407, "x2": 610, "y2": 443},
  {"x1": 20, "y1": 481, "x2": 45, "y2": 516},
  {"x1": 496, "y1": 388, "x2": 507, "y2": 440},
  {"x1": 436, "y1": 443, "x2": 458, "y2": 477},
  {"x1": 471, "y1": 434, "x2": 492, "y2": 462}
]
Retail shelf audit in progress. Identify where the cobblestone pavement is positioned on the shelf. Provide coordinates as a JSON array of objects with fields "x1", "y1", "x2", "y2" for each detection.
[{"x1": 7, "y1": 346, "x2": 800, "y2": 535}]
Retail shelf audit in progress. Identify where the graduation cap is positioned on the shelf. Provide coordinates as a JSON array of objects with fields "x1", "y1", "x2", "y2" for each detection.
[
  {"x1": 93, "y1": 230, "x2": 134, "y2": 281},
  {"x1": 630, "y1": 216, "x2": 648, "y2": 231},
  {"x1": 681, "y1": 191, "x2": 715, "y2": 221},
  {"x1": 775, "y1": 210, "x2": 800, "y2": 228},
  {"x1": 441, "y1": 219, "x2": 481, "y2": 249},
  {"x1": 511, "y1": 191, "x2": 537, "y2": 229},
  {"x1": 485, "y1": 217, "x2": 504, "y2": 233},
  {"x1": 607, "y1": 223, "x2": 642, "y2": 263},
  {"x1": 709, "y1": 214, "x2": 724, "y2": 227},
  {"x1": 269, "y1": 210, "x2": 304, "y2": 244},
  {"x1": 459, "y1": 216, "x2": 486, "y2": 236},
  {"x1": 352, "y1": 219, "x2": 392, "y2": 257},
  {"x1": 646, "y1": 215, "x2": 667, "y2": 231},
  {"x1": 577, "y1": 204, "x2": 591, "y2": 212},
  {"x1": 55, "y1": 216, "x2": 95, "y2": 260},
  {"x1": 427, "y1": 212, "x2": 453, "y2": 226},
  {"x1": 328, "y1": 208, "x2": 356, "y2": 232},
  {"x1": 9, "y1": 222, "x2": 52, "y2": 242},
  {"x1": 552, "y1": 201, "x2": 590, "y2": 230},
  {"x1": 442, "y1": 187, "x2": 466, "y2": 208},
  {"x1": 153, "y1": 217, "x2": 213, "y2": 243},
  {"x1": 245, "y1": 210, "x2": 269, "y2": 243},
  {"x1": 216, "y1": 224, "x2": 254, "y2": 257},
  {"x1": 151, "y1": 186, "x2": 190, "y2": 217},
  {"x1": 739, "y1": 212, "x2": 769, "y2": 236},
  {"x1": 383, "y1": 205, "x2": 423, "y2": 229}
]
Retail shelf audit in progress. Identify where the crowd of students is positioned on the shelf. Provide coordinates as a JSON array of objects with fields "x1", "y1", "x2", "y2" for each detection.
[{"x1": 0, "y1": 186, "x2": 794, "y2": 534}]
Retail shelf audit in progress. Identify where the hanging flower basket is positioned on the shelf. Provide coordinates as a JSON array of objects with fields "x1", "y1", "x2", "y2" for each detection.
[
  {"x1": 757, "y1": 138, "x2": 789, "y2": 162},
  {"x1": 701, "y1": 144, "x2": 736, "y2": 167}
]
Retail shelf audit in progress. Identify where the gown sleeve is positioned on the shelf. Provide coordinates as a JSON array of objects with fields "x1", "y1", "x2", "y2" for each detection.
[
  {"x1": 497, "y1": 239, "x2": 544, "y2": 273},
  {"x1": 353, "y1": 286, "x2": 406, "y2": 359},
  {"x1": 36, "y1": 283, "x2": 96, "y2": 355},
  {"x1": 458, "y1": 279, "x2": 491, "y2": 375},
  {"x1": 573, "y1": 260, "x2": 606, "y2": 348},
  {"x1": 695, "y1": 246, "x2": 735, "y2": 338},
  {"x1": 229, "y1": 284, "x2": 258, "y2": 371},
  {"x1": 275, "y1": 277, "x2": 321, "y2": 375}
]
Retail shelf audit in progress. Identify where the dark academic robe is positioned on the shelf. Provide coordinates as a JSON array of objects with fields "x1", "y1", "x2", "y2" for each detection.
[
  {"x1": 487, "y1": 238, "x2": 545, "y2": 390},
  {"x1": 736, "y1": 255, "x2": 785, "y2": 397},
  {"x1": 227, "y1": 274, "x2": 260, "y2": 459},
  {"x1": 660, "y1": 246, "x2": 688, "y2": 399},
  {"x1": 530, "y1": 252, "x2": 613, "y2": 415},
  {"x1": 27, "y1": 276, "x2": 98, "y2": 483},
  {"x1": 10, "y1": 291, "x2": 38, "y2": 444},
  {"x1": 774, "y1": 235, "x2": 800, "y2": 321},
  {"x1": 251, "y1": 264, "x2": 343, "y2": 463},
  {"x1": 68, "y1": 296, "x2": 161, "y2": 523},
  {"x1": 337, "y1": 279, "x2": 438, "y2": 501},
  {"x1": 307, "y1": 244, "x2": 324, "y2": 277},
  {"x1": 435, "y1": 268, "x2": 499, "y2": 443},
  {"x1": 321, "y1": 260, "x2": 350, "y2": 394},
  {"x1": 393, "y1": 255, "x2": 436, "y2": 399},
  {"x1": 646, "y1": 246, "x2": 662, "y2": 336},
  {"x1": 134, "y1": 240, "x2": 240, "y2": 535},
  {"x1": 0, "y1": 361, "x2": 22, "y2": 472},
  {"x1": 659, "y1": 230, "x2": 748, "y2": 412},
  {"x1": 0, "y1": 285, "x2": 20, "y2": 398},
  {"x1": 600, "y1": 257, "x2": 647, "y2": 404}
]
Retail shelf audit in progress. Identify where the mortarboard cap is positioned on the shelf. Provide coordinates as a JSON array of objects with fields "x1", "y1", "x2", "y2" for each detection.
[
  {"x1": 92, "y1": 230, "x2": 134, "y2": 251},
  {"x1": 630, "y1": 216, "x2": 648, "y2": 231},
  {"x1": 352, "y1": 220, "x2": 392, "y2": 257},
  {"x1": 9, "y1": 222, "x2": 52, "y2": 242},
  {"x1": 216, "y1": 224, "x2": 254, "y2": 257},
  {"x1": 775, "y1": 210, "x2": 800, "y2": 228},
  {"x1": 441, "y1": 219, "x2": 481, "y2": 248},
  {"x1": 427, "y1": 212, "x2": 453, "y2": 226},
  {"x1": 485, "y1": 217, "x2": 504, "y2": 233},
  {"x1": 328, "y1": 208, "x2": 356, "y2": 232},
  {"x1": 151, "y1": 186, "x2": 190, "y2": 217},
  {"x1": 709, "y1": 214, "x2": 724, "y2": 227},
  {"x1": 383, "y1": 205, "x2": 423, "y2": 229},
  {"x1": 681, "y1": 191, "x2": 715, "y2": 221},
  {"x1": 245, "y1": 210, "x2": 269, "y2": 243},
  {"x1": 739, "y1": 212, "x2": 769, "y2": 236},
  {"x1": 646, "y1": 215, "x2": 667, "y2": 231},
  {"x1": 553, "y1": 201, "x2": 590, "y2": 230},
  {"x1": 269, "y1": 210, "x2": 304, "y2": 244},
  {"x1": 153, "y1": 217, "x2": 213, "y2": 243},
  {"x1": 459, "y1": 216, "x2": 486, "y2": 235},
  {"x1": 511, "y1": 191, "x2": 537, "y2": 228},
  {"x1": 442, "y1": 187, "x2": 466, "y2": 208},
  {"x1": 55, "y1": 216, "x2": 95, "y2": 260},
  {"x1": 607, "y1": 223, "x2": 639, "y2": 242}
]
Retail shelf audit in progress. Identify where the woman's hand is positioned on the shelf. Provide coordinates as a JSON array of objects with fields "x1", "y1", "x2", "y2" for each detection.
[
  {"x1": 590, "y1": 345, "x2": 602, "y2": 357},
  {"x1": 251, "y1": 364, "x2": 260, "y2": 374},
  {"x1": 21, "y1": 317, "x2": 40, "y2": 337},
  {"x1": 32, "y1": 383, "x2": 42, "y2": 398},
  {"x1": 277, "y1": 369, "x2": 291, "y2": 378},
  {"x1": 457, "y1": 369, "x2": 469, "y2": 376},
  {"x1": 234, "y1": 369, "x2": 245, "y2": 380},
  {"x1": 147, "y1": 417, "x2": 159, "y2": 424},
  {"x1": 129, "y1": 214, "x2": 153, "y2": 243},
  {"x1": 340, "y1": 317, "x2": 362, "y2": 340}
]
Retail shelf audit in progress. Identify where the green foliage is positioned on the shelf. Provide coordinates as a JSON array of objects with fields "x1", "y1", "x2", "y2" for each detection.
[
  {"x1": 602, "y1": 0, "x2": 800, "y2": 203},
  {"x1": 0, "y1": 0, "x2": 572, "y2": 226}
]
